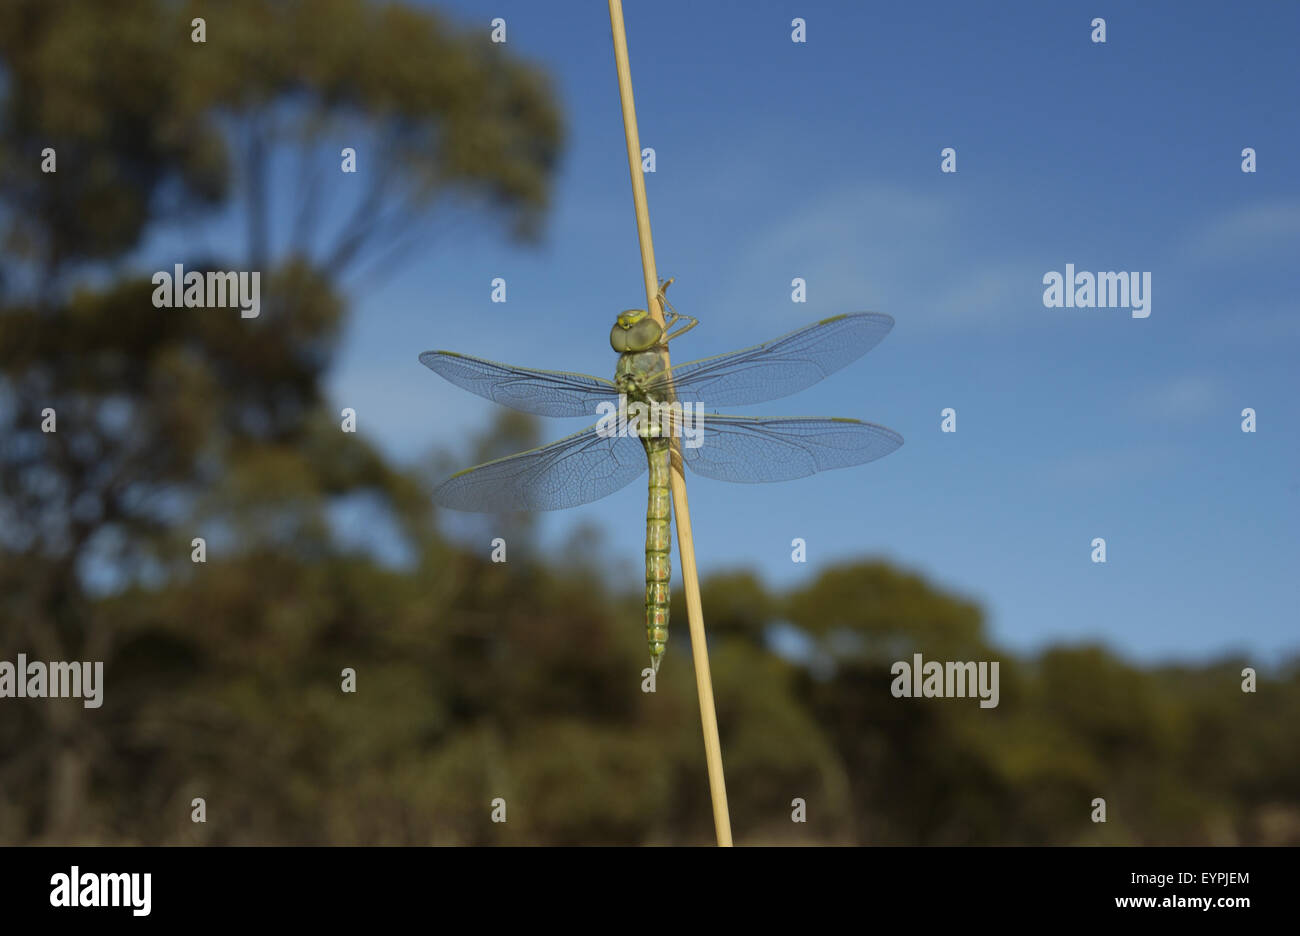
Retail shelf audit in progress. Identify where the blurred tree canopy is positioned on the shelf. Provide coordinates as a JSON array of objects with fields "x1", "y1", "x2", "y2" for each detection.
[
  {"x1": 1, "y1": 1, "x2": 1297, "y2": 846},
  {"x1": 0, "y1": 0, "x2": 560, "y2": 841}
]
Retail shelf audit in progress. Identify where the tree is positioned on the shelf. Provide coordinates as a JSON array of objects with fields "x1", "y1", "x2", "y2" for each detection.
[{"x1": 0, "y1": 0, "x2": 561, "y2": 842}]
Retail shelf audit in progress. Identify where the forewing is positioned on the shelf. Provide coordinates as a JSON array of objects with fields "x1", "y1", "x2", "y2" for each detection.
[
  {"x1": 680, "y1": 415, "x2": 902, "y2": 482},
  {"x1": 419, "y1": 351, "x2": 619, "y2": 418},
  {"x1": 649, "y1": 313, "x2": 894, "y2": 406},
  {"x1": 434, "y1": 424, "x2": 647, "y2": 512}
]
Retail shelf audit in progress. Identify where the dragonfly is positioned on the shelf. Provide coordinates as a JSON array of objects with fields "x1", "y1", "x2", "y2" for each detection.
[{"x1": 420, "y1": 280, "x2": 902, "y2": 672}]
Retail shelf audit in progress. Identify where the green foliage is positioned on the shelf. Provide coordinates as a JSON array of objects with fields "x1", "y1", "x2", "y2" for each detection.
[
  {"x1": 0, "y1": 0, "x2": 560, "y2": 842},
  {"x1": 8, "y1": 537, "x2": 1290, "y2": 845}
]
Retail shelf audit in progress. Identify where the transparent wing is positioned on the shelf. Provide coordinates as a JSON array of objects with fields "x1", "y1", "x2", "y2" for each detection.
[
  {"x1": 647, "y1": 313, "x2": 894, "y2": 406},
  {"x1": 419, "y1": 351, "x2": 619, "y2": 418},
  {"x1": 434, "y1": 424, "x2": 647, "y2": 512},
  {"x1": 680, "y1": 415, "x2": 902, "y2": 483}
]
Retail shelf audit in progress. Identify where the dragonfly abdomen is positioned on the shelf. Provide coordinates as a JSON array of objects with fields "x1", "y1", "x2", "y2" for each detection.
[{"x1": 644, "y1": 436, "x2": 672, "y2": 671}]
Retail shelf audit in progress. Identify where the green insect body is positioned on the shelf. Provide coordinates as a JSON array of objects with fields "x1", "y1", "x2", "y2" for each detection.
[
  {"x1": 611, "y1": 308, "x2": 677, "y2": 671},
  {"x1": 642, "y1": 437, "x2": 672, "y2": 670},
  {"x1": 419, "y1": 279, "x2": 903, "y2": 673}
]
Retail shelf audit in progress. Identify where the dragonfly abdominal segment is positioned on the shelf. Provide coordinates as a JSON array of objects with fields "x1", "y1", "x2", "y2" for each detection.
[
  {"x1": 420, "y1": 284, "x2": 904, "y2": 669},
  {"x1": 644, "y1": 436, "x2": 672, "y2": 672}
]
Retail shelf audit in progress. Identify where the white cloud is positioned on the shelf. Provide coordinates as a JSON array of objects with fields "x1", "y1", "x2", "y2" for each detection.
[
  {"x1": 1136, "y1": 376, "x2": 1221, "y2": 422},
  {"x1": 1199, "y1": 305, "x2": 1300, "y2": 346},
  {"x1": 327, "y1": 361, "x2": 501, "y2": 465},
  {"x1": 1185, "y1": 199, "x2": 1300, "y2": 261},
  {"x1": 717, "y1": 182, "x2": 1045, "y2": 335},
  {"x1": 1047, "y1": 445, "x2": 1174, "y2": 486}
]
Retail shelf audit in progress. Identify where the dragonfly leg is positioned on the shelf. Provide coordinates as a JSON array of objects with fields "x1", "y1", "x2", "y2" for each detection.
[
  {"x1": 656, "y1": 275, "x2": 675, "y2": 304},
  {"x1": 664, "y1": 315, "x2": 698, "y2": 342},
  {"x1": 656, "y1": 278, "x2": 699, "y2": 343}
]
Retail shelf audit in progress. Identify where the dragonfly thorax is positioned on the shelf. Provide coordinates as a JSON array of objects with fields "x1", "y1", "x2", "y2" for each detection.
[{"x1": 614, "y1": 346, "x2": 672, "y2": 405}]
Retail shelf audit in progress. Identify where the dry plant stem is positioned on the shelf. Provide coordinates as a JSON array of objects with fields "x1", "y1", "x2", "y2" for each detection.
[{"x1": 607, "y1": 0, "x2": 733, "y2": 847}]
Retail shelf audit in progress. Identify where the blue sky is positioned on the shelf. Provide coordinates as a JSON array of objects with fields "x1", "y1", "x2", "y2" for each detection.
[{"x1": 316, "y1": 1, "x2": 1299, "y2": 664}]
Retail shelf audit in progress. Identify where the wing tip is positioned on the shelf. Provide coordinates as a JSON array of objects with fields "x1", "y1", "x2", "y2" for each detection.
[
  {"x1": 816, "y1": 311, "x2": 895, "y2": 331},
  {"x1": 418, "y1": 350, "x2": 457, "y2": 366},
  {"x1": 859, "y1": 311, "x2": 895, "y2": 328},
  {"x1": 828, "y1": 417, "x2": 905, "y2": 449}
]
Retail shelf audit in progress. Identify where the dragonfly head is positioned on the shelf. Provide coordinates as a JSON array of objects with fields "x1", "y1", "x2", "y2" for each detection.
[{"x1": 610, "y1": 308, "x2": 663, "y2": 353}]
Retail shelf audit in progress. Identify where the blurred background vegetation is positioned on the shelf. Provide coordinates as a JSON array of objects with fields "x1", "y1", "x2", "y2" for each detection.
[{"x1": 1, "y1": 0, "x2": 1296, "y2": 845}]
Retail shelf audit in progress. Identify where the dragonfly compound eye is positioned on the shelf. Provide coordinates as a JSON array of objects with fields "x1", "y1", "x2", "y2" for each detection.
[
  {"x1": 610, "y1": 309, "x2": 663, "y2": 353},
  {"x1": 626, "y1": 319, "x2": 662, "y2": 352}
]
